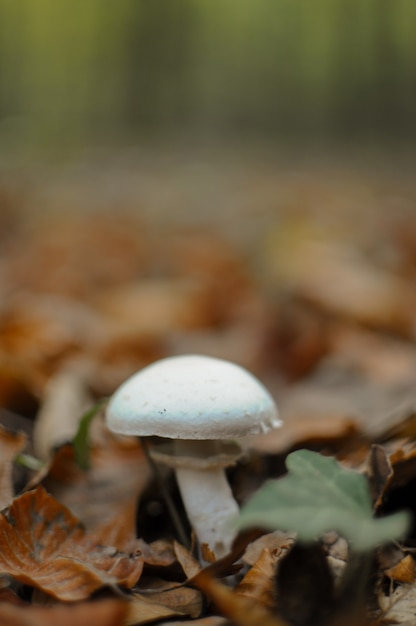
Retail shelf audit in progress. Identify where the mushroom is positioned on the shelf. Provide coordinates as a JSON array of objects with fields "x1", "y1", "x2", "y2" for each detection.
[{"x1": 105, "y1": 354, "x2": 280, "y2": 558}]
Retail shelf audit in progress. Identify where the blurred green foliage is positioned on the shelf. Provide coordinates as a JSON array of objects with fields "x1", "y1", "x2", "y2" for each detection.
[
  {"x1": 0, "y1": 0, "x2": 415, "y2": 149},
  {"x1": 239, "y1": 450, "x2": 410, "y2": 551}
]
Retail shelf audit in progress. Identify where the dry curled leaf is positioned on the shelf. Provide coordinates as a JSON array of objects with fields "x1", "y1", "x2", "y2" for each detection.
[
  {"x1": 236, "y1": 547, "x2": 279, "y2": 608},
  {"x1": 184, "y1": 530, "x2": 264, "y2": 587},
  {"x1": 0, "y1": 486, "x2": 143, "y2": 601},
  {"x1": 385, "y1": 555, "x2": 416, "y2": 585},
  {"x1": 137, "y1": 539, "x2": 177, "y2": 569},
  {"x1": 126, "y1": 593, "x2": 186, "y2": 626},
  {"x1": 237, "y1": 533, "x2": 294, "y2": 609},
  {"x1": 173, "y1": 541, "x2": 201, "y2": 580},
  {"x1": 242, "y1": 532, "x2": 296, "y2": 567}
]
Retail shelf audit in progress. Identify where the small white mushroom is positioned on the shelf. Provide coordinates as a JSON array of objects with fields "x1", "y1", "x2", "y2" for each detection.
[{"x1": 105, "y1": 354, "x2": 280, "y2": 558}]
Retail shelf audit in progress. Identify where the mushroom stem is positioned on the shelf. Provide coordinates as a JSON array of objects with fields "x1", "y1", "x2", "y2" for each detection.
[{"x1": 173, "y1": 440, "x2": 239, "y2": 559}]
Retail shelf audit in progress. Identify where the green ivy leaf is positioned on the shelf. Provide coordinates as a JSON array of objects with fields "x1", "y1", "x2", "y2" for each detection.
[{"x1": 239, "y1": 449, "x2": 410, "y2": 551}]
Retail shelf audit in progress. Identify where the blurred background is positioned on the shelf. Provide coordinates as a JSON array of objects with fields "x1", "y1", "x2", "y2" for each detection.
[
  {"x1": 0, "y1": 1, "x2": 415, "y2": 227},
  {"x1": 1, "y1": 0, "x2": 416, "y2": 150},
  {"x1": 1, "y1": 0, "x2": 416, "y2": 443}
]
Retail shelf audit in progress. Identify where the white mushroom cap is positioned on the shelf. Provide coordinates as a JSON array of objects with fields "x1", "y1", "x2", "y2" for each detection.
[{"x1": 106, "y1": 354, "x2": 281, "y2": 439}]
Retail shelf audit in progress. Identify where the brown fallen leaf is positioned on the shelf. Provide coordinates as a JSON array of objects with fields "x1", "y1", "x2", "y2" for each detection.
[
  {"x1": 0, "y1": 292, "x2": 164, "y2": 402},
  {"x1": 385, "y1": 555, "x2": 416, "y2": 584},
  {"x1": 0, "y1": 425, "x2": 27, "y2": 510},
  {"x1": 135, "y1": 577, "x2": 203, "y2": 619},
  {"x1": 137, "y1": 539, "x2": 178, "y2": 570},
  {"x1": 5, "y1": 213, "x2": 147, "y2": 299},
  {"x1": 237, "y1": 533, "x2": 294, "y2": 608},
  {"x1": 86, "y1": 329, "x2": 167, "y2": 397},
  {"x1": 261, "y1": 353, "x2": 416, "y2": 447},
  {"x1": 0, "y1": 599, "x2": 128, "y2": 626},
  {"x1": 173, "y1": 540, "x2": 202, "y2": 580},
  {"x1": 0, "y1": 486, "x2": 143, "y2": 601},
  {"x1": 193, "y1": 571, "x2": 288, "y2": 626},
  {"x1": 247, "y1": 414, "x2": 360, "y2": 455},
  {"x1": 368, "y1": 441, "x2": 416, "y2": 511},
  {"x1": 93, "y1": 498, "x2": 142, "y2": 554},
  {"x1": 376, "y1": 410, "x2": 416, "y2": 442},
  {"x1": 242, "y1": 532, "x2": 296, "y2": 567},
  {"x1": 200, "y1": 543, "x2": 217, "y2": 564},
  {"x1": 188, "y1": 529, "x2": 266, "y2": 584},
  {"x1": 388, "y1": 443, "x2": 416, "y2": 486},
  {"x1": 236, "y1": 547, "x2": 279, "y2": 608},
  {"x1": 268, "y1": 298, "x2": 330, "y2": 381},
  {"x1": 252, "y1": 324, "x2": 416, "y2": 454},
  {"x1": 126, "y1": 593, "x2": 186, "y2": 626},
  {"x1": 265, "y1": 219, "x2": 415, "y2": 333},
  {"x1": 0, "y1": 295, "x2": 96, "y2": 396},
  {"x1": 37, "y1": 433, "x2": 151, "y2": 549},
  {"x1": 168, "y1": 230, "x2": 257, "y2": 328},
  {"x1": 94, "y1": 279, "x2": 213, "y2": 334},
  {"x1": 330, "y1": 326, "x2": 416, "y2": 387}
]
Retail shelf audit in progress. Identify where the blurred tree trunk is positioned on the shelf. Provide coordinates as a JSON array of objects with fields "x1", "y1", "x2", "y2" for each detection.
[
  {"x1": 0, "y1": 1, "x2": 416, "y2": 149},
  {"x1": 373, "y1": 0, "x2": 397, "y2": 135},
  {"x1": 124, "y1": 0, "x2": 195, "y2": 133}
]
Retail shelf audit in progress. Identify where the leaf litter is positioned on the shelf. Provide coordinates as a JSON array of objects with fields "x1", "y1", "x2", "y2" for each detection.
[{"x1": 0, "y1": 198, "x2": 416, "y2": 624}]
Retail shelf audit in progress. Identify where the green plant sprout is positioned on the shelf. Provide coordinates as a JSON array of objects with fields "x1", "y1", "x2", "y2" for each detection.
[
  {"x1": 72, "y1": 399, "x2": 107, "y2": 471},
  {"x1": 239, "y1": 449, "x2": 411, "y2": 617},
  {"x1": 239, "y1": 449, "x2": 409, "y2": 550},
  {"x1": 15, "y1": 453, "x2": 45, "y2": 472}
]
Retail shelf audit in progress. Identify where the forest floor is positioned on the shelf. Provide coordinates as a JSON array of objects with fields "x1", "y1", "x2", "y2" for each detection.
[{"x1": 0, "y1": 142, "x2": 416, "y2": 625}]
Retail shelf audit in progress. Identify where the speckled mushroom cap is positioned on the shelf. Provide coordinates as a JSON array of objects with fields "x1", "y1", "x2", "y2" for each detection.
[{"x1": 105, "y1": 354, "x2": 281, "y2": 439}]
